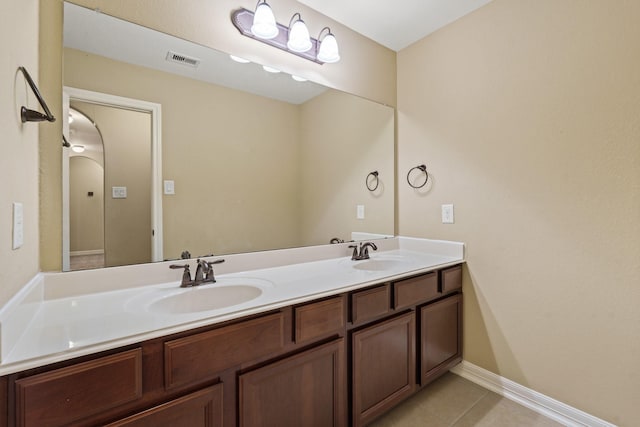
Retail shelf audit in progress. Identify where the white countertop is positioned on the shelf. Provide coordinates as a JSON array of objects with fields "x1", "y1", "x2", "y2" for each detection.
[{"x1": 0, "y1": 237, "x2": 464, "y2": 375}]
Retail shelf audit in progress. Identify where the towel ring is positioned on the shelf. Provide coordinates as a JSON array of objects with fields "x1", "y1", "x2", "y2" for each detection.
[
  {"x1": 407, "y1": 164, "x2": 428, "y2": 189},
  {"x1": 366, "y1": 171, "x2": 379, "y2": 191}
]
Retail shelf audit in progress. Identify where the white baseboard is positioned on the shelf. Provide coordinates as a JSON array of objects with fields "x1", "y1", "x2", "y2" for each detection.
[
  {"x1": 70, "y1": 249, "x2": 104, "y2": 256},
  {"x1": 450, "y1": 361, "x2": 616, "y2": 427}
]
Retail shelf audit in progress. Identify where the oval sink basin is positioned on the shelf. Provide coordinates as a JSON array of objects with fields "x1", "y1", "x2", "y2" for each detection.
[
  {"x1": 149, "y1": 285, "x2": 262, "y2": 314},
  {"x1": 352, "y1": 259, "x2": 408, "y2": 271}
]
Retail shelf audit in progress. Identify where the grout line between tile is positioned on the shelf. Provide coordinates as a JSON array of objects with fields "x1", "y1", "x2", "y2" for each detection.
[{"x1": 448, "y1": 388, "x2": 491, "y2": 426}]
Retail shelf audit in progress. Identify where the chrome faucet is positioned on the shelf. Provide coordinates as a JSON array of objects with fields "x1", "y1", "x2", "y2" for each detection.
[
  {"x1": 349, "y1": 241, "x2": 378, "y2": 260},
  {"x1": 170, "y1": 258, "x2": 225, "y2": 287}
]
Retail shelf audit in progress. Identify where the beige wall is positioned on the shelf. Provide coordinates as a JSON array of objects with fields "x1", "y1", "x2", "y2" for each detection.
[
  {"x1": 39, "y1": 0, "x2": 63, "y2": 272},
  {"x1": 0, "y1": 0, "x2": 40, "y2": 304},
  {"x1": 397, "y1": 1, "x2": 640, "y2": 424},
  {"x1": 299, "y1": 90, "x2": 395, "y2": 245},
  {"x1": 69, "y1": 156, "x2": 104, "y2": 252}
]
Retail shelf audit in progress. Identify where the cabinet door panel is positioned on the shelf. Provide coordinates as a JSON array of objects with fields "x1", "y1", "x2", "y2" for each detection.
[
  {"x1": 420, "y1": 294, "x2": 462, "y2": 384},
  {"x1": 105, "y1": 384, "x2": 223, "y2": 427},
  {"x1": 165, "y1": 312, "x2": 284, "y2": 390},
  {"x1": 352, "y1": 313, "x2": 415, "y2": 427},
  {"x1": 294, "y1": 296, "x2": 345, "y2": 344},
  {"x1": 393, "y1": 272, "x2": 438, "y2": 310},
  {"x1": 440, "y1": 264, "x2": 462, "y2": 294},
  {"x1": 350, "y1": 284, "x2": 390, "y2": 325},
  {"x1": 239, "y1": 339, "x2": 345, "y2": 427},
  {"x1": 15, "y1": 348, "x2": 142, "y2": 427}
]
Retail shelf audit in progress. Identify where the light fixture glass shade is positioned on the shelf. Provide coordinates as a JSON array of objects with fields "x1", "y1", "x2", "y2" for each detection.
[
  {"x1": 71, "y1": 145, "x2": 85, "y2": 153},
  {"x1": 291, "y1": 75, "x2": 307, "y2": 82},
  {"x1": 262, "y1": 65, "x2": 281, "y2": 73},
  {"x1": 251, "y1": 1, "x2": 278, "y2": 39},
  {"x1": 229, "y1": 54, "x2": 251, "y2": 64},
  {"x1": 287, "y1": 17, "x2": 312, "y2": 52},
  {"x1": 318, "y1": 31, "x2": 340, "y2": 63}
]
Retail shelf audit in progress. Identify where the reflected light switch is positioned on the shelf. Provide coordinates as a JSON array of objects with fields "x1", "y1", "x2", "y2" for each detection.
[
  {"x1": 112, "y1": 187, "x2": 127, "y2": 199},
  {"x1": 164, "y1": 180, "x2": 175, "y2": 195}
]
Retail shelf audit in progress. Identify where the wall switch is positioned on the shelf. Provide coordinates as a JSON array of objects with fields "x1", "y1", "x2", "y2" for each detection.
[
  {"x1": 357, "y1": 204, "x2": 365, "y2": 220},
  {"x1": 12, "y1": 202, "x2": 24, "y2": 249},
  {"x1": 442, "y1": 204, "x2": 454, "y2": 224},
  {"x1": 112, "y1": 186, "x2": 127, "y2": 199},
  {"x1": 164, "y1": 180, "x2": 175, "y2": 195}
]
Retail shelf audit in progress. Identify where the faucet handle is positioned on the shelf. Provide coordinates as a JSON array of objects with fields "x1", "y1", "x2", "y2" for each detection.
[
  {"x1": 348, "y1": 244, "x2": 360, "y2": 260},
  {"x1": 170, "y1": 264, "x2": 192, "y2": 286}
]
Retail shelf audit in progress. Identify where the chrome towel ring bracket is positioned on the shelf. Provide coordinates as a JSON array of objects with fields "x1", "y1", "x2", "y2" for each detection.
[
  {"x1": 407, "y1": 164, "x2": 428, "y2": 189},
  {"x1": 366, "y1": 171, "x2": 379, "y2": 191}
]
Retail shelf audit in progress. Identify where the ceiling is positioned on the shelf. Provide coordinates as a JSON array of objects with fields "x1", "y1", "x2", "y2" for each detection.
[{"x1": 298, "y1": 0, "x2": 494, "y2": 51}]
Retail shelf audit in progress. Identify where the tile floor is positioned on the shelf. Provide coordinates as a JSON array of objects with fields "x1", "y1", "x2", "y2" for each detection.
[{"x1": 369, "y1": 373, "x2": 563, "y2": 427}]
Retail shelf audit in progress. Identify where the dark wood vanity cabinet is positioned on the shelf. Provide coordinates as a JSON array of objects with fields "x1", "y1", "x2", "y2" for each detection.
[
  {"x1": 352, "y1": 313, "x2": 415, "y2": 426},
  {"x1": 1, "y1": 263, "x2": 463, "y2": 427},
  {"x1": 239, "y1": 338, "x2": 345, "y2": 427},
  {"x1": 104, "y1": 385, "x2": 223, "y2": 427},
  {"x1": 420, "y1": 293, "x2": 462, "y2": 385}
]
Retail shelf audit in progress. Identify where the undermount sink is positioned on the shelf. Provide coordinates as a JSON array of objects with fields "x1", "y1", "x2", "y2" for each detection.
[
  {"x1": 148, "y1": 283, "x2": 264, "y2": 314},
  {"x1": 352, "y1": 258, "x2": 409, "y2": 271}
]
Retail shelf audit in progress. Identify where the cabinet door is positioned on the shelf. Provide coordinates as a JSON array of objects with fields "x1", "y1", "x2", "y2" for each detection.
[
  {"x1": 105, "y1": 384, "x2": 223, "y2": 427},
  {"x1": 420, "y1": 294, "x2": 462, "y2": 385},
  {"x1": 239, "y1": 339, "x2": 345, "y2": 427},
  {"x1": 352, "y1": 312, "x2": 415, "y2": 427}
]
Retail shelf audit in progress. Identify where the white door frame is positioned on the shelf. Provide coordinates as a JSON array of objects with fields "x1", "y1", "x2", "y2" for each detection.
[{"x1": 62, "y1": 87, "x2": 163, "y2": 269}]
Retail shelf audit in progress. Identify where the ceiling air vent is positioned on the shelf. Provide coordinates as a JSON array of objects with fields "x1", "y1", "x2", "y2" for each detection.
[{"x1": 165, "y1": 51, "x2": 201, "y2": 68}]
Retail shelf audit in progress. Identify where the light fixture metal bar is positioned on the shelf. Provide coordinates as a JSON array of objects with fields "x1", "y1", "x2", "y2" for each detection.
[{"x1": 231, "y1": 8, "x2": 324, "y2": 64}]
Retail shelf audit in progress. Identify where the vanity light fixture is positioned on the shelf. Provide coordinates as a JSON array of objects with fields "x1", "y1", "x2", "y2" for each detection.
[
  {"x1": 71, "y1": 145, "x2": 85, "y2": 153},
  {"x1": 287, "y1": 13, "x2": 312, "y2": 53},
  {"x1": 230, "y1": 54, "x2": 251, "y2": 63},
  {"x1": 317, "y1": 27, "x2": 340, "y2": 63},
  {"x1": 251, "y1": 0, "x2": 278, "y2": 39},
  {"x1": 231, "y1": 6, "x2": 340, "y2": 64}
]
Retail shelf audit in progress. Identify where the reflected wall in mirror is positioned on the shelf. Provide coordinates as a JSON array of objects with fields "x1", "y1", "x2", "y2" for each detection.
[{"x1": 61, "y1": 2, "x2": 395, "y2": 270}]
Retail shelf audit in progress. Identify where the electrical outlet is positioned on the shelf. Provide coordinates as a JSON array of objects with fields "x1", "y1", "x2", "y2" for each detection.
[
  {"x1": 442, "y1": 204, "x2": 454, "y2": 224},
  {"x1": 357, "y1": 205, "x2": 365, "y2": 219}
]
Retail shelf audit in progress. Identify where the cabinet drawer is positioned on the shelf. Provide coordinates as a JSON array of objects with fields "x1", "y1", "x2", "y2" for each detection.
[
  {"x1": 393, "y1": 272, "x2": 438, "y2": 310},
  {"x1": 295, "y1": 296, "x2": 345, "y2": 343},
  {"x1": 440, "y1": 264, "x2": 462, "y2": 294},
  {"x1": 105, "y1": 384, "x2": 223, "y2": 427},
  {"x1": 350, "y1": 285, "x2": 390, "y2": 325},
  {"x1": 15, "y1": 348, "x2": 142, "y2": 427},
  {"x1": 165, "y1": 312, "x2": 285, "y2": 390}
]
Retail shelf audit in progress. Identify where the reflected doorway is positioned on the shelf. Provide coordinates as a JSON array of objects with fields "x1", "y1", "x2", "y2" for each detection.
[{"x1": 62, "y1": 87, "x2": 163, "y2": 271}]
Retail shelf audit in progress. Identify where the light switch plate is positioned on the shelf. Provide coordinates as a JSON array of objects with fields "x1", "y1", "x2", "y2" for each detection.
[
  {"x1": 12, "y1": 202, "x2": 24, "y2": 249},
  {"x1": 164, "y1": 180, "x2": 175, "y2": 195},
  {"x1": 357, "y1": 204, "x2": 365, "y2": 219},
  {"x1": 442, "y1": 204, "x2": 454, "y2": 224},
  {"x1": 112, "y1": 186, "x2": 127, "y2": 199}
]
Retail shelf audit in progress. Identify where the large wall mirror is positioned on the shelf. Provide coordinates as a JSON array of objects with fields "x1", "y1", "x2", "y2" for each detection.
[{"x1": 61, "y1": 2, "x2": 395, "y2": 271}]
